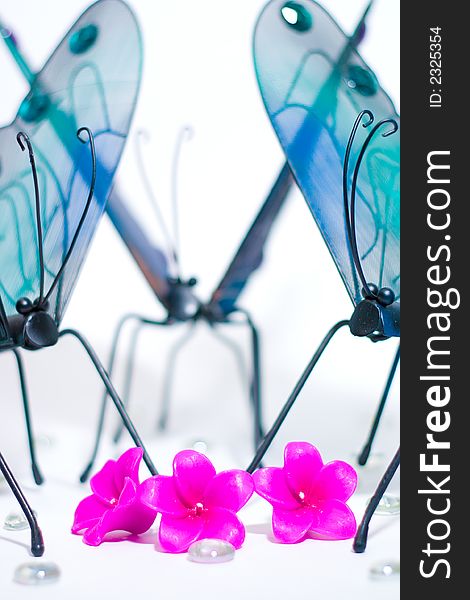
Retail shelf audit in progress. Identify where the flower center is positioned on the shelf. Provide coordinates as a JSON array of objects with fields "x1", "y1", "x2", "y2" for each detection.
[
  {"x1": 109, "y1": 498, "x2": 117, "y2": 506},
  {"x1": 298, "y1": 491, "x2": 306, "y2": 502},
  {"x1": 193, "y1": 502, "x2": 204, "y2": 517}
]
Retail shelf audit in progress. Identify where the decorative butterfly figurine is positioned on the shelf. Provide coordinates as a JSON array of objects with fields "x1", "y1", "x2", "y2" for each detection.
[
  {"x1": 0, "y1": 0, "x2": 157, "y2": 556},
  {"x1": 77, "y1": 0, "x2": 378, "y2": 484},
  {"x1": 82, "y1": 153, "x2": 294, "y2": 481},
  {"x1": 246, "y1": 0, "x2": 400, "y2": 553}
]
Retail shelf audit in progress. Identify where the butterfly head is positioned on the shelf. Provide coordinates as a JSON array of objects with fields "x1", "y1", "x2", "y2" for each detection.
[
  {"x1": 167, "y1": 276, "x2": 201, "y2": 322},
  {"x1": 7, "y1": 296, "x2": 58, "y2": 350},
  {"x1": 4, "y1": 127, "x2": 96, "y2": 350},
  {"x1": 349, "y1": 284, "x2": 400, "y2": 342},
  {"x1": 342, "y1": 110, "x2": 400, "y2": 341}
]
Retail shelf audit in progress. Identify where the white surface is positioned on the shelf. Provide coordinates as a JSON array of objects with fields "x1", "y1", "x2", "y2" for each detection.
[
  {"x1": 0, "y1": 426, "x2": 399, "y2": 599},
  {"x1": 0, "y1": 0, "x2": 400, "y2": 597}
]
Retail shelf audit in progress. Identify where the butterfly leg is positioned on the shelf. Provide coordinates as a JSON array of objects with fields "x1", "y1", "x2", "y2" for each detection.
[
  {"x1": 210, "y1": 326, "x2": 247, "y2": 397},
  {"x1": 59, "y1": 328, "x2": 158, "y2": 478},
  {"x1": 357, "y1": 346, "x2": 400, "y2": 466},
  {"x1": 12, "y1": 349, "x2": 44, "y2": 485},
  {"x1": 243, "y1": 312, "x2": 264, "y2": 450},
  {"x1": 211, "y1": 323, "x2": 261, "y2": 449},
  {"x1": 112, "y1": 320, "x2": 146, "y2": 443},
  {"x1": 353, "y1": 446, "x2": 400, "y2": 553},
  {"x1": 0, "y1": 451, "x2": 44, "y2": 557},
  {"x1": 79, "y1": 313, "x2": 142, "y2": 482},
  {"x1": 224, "y1": 310, "x2": 264, "y2": 453},
  {"x1": 246, "y1": 319, "x2": 350, "y2": 473},
  {"x1": 157, "y1": 322, "x2": 197, "y2": 431}
]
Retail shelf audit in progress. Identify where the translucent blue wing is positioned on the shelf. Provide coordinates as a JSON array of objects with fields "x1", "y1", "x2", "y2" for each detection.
[
  {"x1": 253, "y1": 0, "x2": 400, "y2": 305},
  {"x1": 0, "y1": 0, "x2": 142, "y2": 323},
  {"x1": 206, "y1": 163, "x2": 293, "y2": 319},
  {"x1": 106, "y1": 189, "x2": 171, "y2": 307}
]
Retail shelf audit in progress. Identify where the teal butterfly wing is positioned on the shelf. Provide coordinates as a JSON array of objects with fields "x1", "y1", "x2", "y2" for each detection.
[
  {"x1": 253, "y1": 0, "x2": 400, "y2": 306},
  {"x1": 0, "y1": 0, "x2": 142, "y2": 327}
]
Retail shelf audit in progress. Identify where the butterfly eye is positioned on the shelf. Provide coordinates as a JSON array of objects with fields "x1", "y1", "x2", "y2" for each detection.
[
  {"x1": 33, "y1": 297, "x2": 50, "y2": 311},
  {"x1": 69, "y1": 24, "x2": 98, "y2": 54},
  {"x1": 345, "y1": 65, "x2": 378, "y2": 96},
  {"x1": 376, "y1": 287, "x2": 396, "y2": 307},
  {"x1": 18, "y1": 92, "x2": 50, "y2": 123},
  {"x1": 361, "y1": 283, "x2": 379, "y2": 300},
  {"x1": 280, "y1": 2, "x2": 312, "y2": 32},
  {"x1": 16, "y1": 297, "x2": 33, "y2": 315}
]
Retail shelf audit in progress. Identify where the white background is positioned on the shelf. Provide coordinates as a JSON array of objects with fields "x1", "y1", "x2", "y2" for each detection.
[{"x1": 0, "y1": 1, "x2": 400, "y2": 597}]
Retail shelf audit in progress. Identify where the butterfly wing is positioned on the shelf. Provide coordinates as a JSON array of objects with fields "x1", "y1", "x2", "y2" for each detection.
[
  {"x1": 206, "y1": 163, "x2": 293, "y2": 320},
  {"x1": 253, "y1": 0, "x2": 400, "y2": 305},
  {"x1": 0, "y1": 0, "x2": 142, "y2": 323},
  {"x1": 106, "y1": 189, "x2": 172, "y2": 308}
]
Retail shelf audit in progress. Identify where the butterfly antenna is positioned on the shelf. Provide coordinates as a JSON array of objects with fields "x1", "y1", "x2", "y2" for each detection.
[
  {"x1": 171, "y1": 125, "x2": 193, "y2": 278},
  {"x1": 134, "y1": 129, "x2": 180, "y2": 275},
  {"x1": 342, "y1": 110, "x2": 373, "y2": 294},
  {"x1": 343, "y1": 112, "x2": 399, "y2": 297},
  {"x1": 44, "y1": 127, "x2": 96, "y2": 304},
  {"x1": 17, "y1": 132, "x2": 45, "y2": 305}
]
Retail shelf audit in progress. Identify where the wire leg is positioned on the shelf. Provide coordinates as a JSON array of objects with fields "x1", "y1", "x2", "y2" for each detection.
[
  {"x1": 79, "y1": 313, "x2": 139, "y2": 482},
  {"x1": 113, "y1": 321, "x2": 145, "y2": 444},
  {"x1": 12, "y1": 349, "x2": 44, "y2": 485},
  {"x1": 59, "y1": 328, "x2": 158, "y2": 479},
  {"x1": 210, "y1": 327, "x2": 247, "y2": 390},
  {"x1": 246, "y1": 319, "x2": 349, "y2": 473},
  {"x1": 358, "y1": 346, "x2": 400, "y2": 466},
  {"x1": 158, "y1": 323, "x2": 197, "y2": 431},
  {"x1": 0, "y1": 451, "x2": 44, "y2": 557},
  {"x1": 353, "y1": 447, "x2": 400, "y2": 553},
  {"x1": 244, "y1": 314, "x2": 264, "y2": 450}
]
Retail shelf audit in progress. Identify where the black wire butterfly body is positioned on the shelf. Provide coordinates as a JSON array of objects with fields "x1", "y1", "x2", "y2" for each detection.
[
  {"x1": 249, "y1": 0, "x2": 401, "y2": 554},
  {"x1": 0, "y1": 0, "x2": 157, "y2": 557},
  {"x1": 82, "y1": 0, "x2": 376, "y2": 478}
]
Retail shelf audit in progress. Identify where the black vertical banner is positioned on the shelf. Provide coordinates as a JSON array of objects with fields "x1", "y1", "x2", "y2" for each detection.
[{"x1": 401, "y1": 1, "x2": 466, "y2": 595}]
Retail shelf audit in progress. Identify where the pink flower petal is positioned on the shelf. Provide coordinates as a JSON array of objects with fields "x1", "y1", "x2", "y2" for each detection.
[
  {"x1": 284, "y1": 442, "x2": 323, "y2": 499},
  {"x1": 114, "y1": 447, "x2": 143, "y2": 490},
  {"x1": 173, "y1": 450, "x2": 216, "y2": 507},
  {"x1": 202, "y1": 507, "x2": 246, "y2": 549},
  {"x1": 81, "y1": 509, "x2": 127, "y2": 546},
  {"x1": 90, "y1": 459, "x2": 119, "y2": 504},
  {"x1": 204, "y1": 470, "x2": 254, "y2": 513},
  {"x1": 72, "y1": 494, "x2": 106, "y2": 534},
  {"x1": 311, "y1": 461, "x2": 357, "y2": 503},
  {"x1": 309, "y1": 499, "x2": 357, "y2": 540},
  {"x1": 139, "y1": 475, "x2": 187, "y2": 517},
  {"x1": 82, "y1": 519, "x2": 108, "y2": 546},
  {"x1": 82, "y1": 484, "x2": 157, "y2": 547},
  {"x1": 272, "y1": 506, "x2": 316, "y2": 544},
  {"x1": 253, "y1": 467, "x2": 299, "y2": 510},
  {"x1": 118, "y1": 477, "x2": 138, "y2": 505},
  {"x1": 159, "y1": 514, "x2": 204, "y2": 553}
]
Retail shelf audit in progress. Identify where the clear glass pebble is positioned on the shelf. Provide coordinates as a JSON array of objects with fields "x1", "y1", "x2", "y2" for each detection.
[
  {"x1": 191, "y1": 440, "x2": 208, "y2": 453},
  {"x1": 374, "y1": 494, "x2": 400, "y2": 515},
  {"x1": 13, "y1": 562, "x2": 61, "y2": 586},
  {"x1": 188, "y1": 539, "x2": 235, "y2": 564},
  {"x1": 369, "y1": 560, "x2": 400, "y2": 580},
  {"x1": 4, "y1": 510, "x2": 37, "y2": 531}
]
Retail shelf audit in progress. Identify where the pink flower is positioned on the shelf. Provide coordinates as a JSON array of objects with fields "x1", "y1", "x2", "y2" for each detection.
[
  {"x1": 253, "y1": 442, "x2": 357, "y2": 543},
  {"x1": 72, "y1": 447, "x2": 157, "y2": 546},
  {"x1": 140, "y1": 450, "x2": 254, "y2": 553}
]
